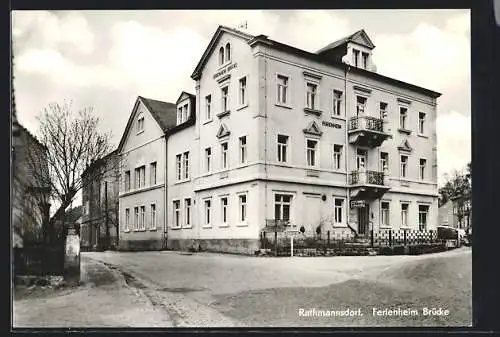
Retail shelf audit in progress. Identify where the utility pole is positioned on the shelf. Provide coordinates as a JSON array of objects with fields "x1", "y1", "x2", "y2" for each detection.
[{"x1": 104, "y1": 180, "x2": 109, "y2": 250}]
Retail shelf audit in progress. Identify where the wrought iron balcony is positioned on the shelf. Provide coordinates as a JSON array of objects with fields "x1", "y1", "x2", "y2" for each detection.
[
  {"x1": 348, "y1": 116, "x2": 391, "y2": 147},
  {"x1": 349, "y1": 169, "x2": 390, "y2": 200}
]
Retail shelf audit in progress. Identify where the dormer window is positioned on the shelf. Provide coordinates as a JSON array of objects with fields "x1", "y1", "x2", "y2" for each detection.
[
  {"x1": 362, "y1": 52, "x2": 369, "y2": 69},
  {"x1": 353, "y1": 49, "x2": 360, "y2": 67},
  {"x1": 219, "y1": 47, "x2": 225, "y2": 66},
  {"x1": 137, "y1": 113, "x2": 145, "y2": 133},
  {"x1": 225, "y1": 43, "x2": 231, "y2": 63},
  {"x1": 177, "y1": 103, "x2": 189, "y2": 125}
]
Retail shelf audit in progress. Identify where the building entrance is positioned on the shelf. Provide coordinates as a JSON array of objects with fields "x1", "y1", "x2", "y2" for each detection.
[{"x1": 358, "y1": 205, "x2": 370, "y2": 236}]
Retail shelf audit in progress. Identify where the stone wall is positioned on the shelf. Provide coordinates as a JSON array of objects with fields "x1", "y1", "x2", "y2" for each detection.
[
  {"x1": 167, "y1": 238, "x2": 260, "y2": 255},
  {"x1": 118, "y1": 239, "x2": 164, "y2": 251}
]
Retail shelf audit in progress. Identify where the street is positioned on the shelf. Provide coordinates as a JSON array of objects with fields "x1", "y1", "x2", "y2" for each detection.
[{"x1": 14, "y1": 247, "x2": 472, "y2": 327}]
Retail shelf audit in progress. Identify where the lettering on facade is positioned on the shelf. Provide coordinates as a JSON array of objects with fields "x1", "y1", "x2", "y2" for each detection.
[
  {"x1": 322, "y1": 120, "x2": 342, "y2": 129},
  {"x1": 350, "y1": 200, "x2": 366, "y2": 208},
  {"x1": 213, "y1": 63, "x2": 238, "y2": 80}
]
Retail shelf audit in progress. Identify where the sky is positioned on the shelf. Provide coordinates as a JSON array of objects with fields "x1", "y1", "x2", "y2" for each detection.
[{"x1": 12, "y1": 9, "x2": 471, "y2": 188}]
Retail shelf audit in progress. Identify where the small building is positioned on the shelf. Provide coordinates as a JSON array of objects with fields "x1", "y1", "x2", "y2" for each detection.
[
  {"x1": 438, "y1": 196, "x2": 472, "y2": 230},
  {"x1": 80, "y1": 150, "x2": 120, "y2": 251}
]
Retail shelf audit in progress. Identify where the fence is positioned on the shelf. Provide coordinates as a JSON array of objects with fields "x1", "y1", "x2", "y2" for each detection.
[
  {"x1": 260, "y1": 228, "x2": 446, "y2": 257},
  {"x1": 14, "y1": 245, "x2": 65, "y2": 276}
]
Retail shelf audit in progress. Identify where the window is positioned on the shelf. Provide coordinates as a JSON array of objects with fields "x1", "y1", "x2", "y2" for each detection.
[
  {"x1": 381, "y1": 202, "x2": 390, "y2": 227},
  {"x1": 362, "y1": 52, "x2": 369, "y2": 69},
  {"x1": 400, "y1": 155, "x2": 408, "y2": 178},
  {"x1": 225, "y1": 43, "x2": 231, "y2": 63},
  {"x1": 239, "y1": 194, "x2": 247, "y2": 222},
  {"x1": 134, "y1": 207, "x2": 139, "y2": 231},
  {"x1": 239, "y1": 136, "x2": 247, "y2": 164},
  {"x1": 125, "y1": 208, "x2": 130, "y2": 232},
  {"x1": 401, "y1": 203, "x2": 409, "y2": 227},
  {"x1": 219, "y1": 47, "x2": 225, "y2": 65},
  {"x1": 124, "y1": 171, "x2": 131, "y2": 191},
  {"x1": 334, "y1": 198, "x2": 344, "y2": 224},
  {"x1": 399, "y1": 107, "x2": 408, "y2": 129},
  {"x1": 205, "y1": 95, "x2": 212, "y2": 120},
  {"x1": 137, "y1": 115, "x2": 144, "y2": 133},
  {"x1": 177, "y1": 107, "x2": 182, "y2": 125},
  {"x1": 353, "y1": 49, "x2": 360, "y2": 67},
  {"x1": 150, "y1": 162, "x2": 157, "y2": 185},
  {"x1": 419, "y1": 112, "x2": 426, "y2": 134},
  {"x1": 332, "y1": 90, "x2": 343, "y2": 116},
  {"x1": 277, "y1": 75, "x2": 288, "y2": 104},
  {"x1": 204, "y1": 199, "x2": 212, "y2": 227},
  {"x1": 183, "y1": 104, "x2": 189, "y2": 122},
  {"x1": 357, "y1": 149, "x2": 367, "y2": 170},
  {"x1": 419, "y1": 205, "x2": 429, "y2": 231},
  {"x1": 150, "y1": 204, "x2": 156, "y2": 230},
  {"x1": 239, "y1": 77, "x2": 247, "y2": 106},
  {"x1": 275, "y1": 194, "x2": 292, "y2": 221},
  {"x1": 176, "y1": 154, "x2": 182, "y2": 180},
  {"x1": 356, "y1": 96, "x2": 366, "y2": 116},
  {"x1": 221, "y1": 86, "x2": 229, "y2": 113},
  {"x1": 134, "y1": 166, "x2": 145, "y2": 189},
  {"x1": 420, "y1": 158, "x2": 427, "y2": 180},
  {"x1": 205, "y1": 147, "x2": 212, "y2": 172},
  {"x1": 306, "y1": 82, "x2": 318, "y2": 110},
  {"x1": 173, "y1": 200, "x2": 180, "y2": 228},
  {"x1": 140, "y1": 206, "x2": 146, "y2": 230},
  {"x1": 220, "y1": 197, "x2": 228, "y2": 225},
  {"x1": 221, "y1": 142, "x2": 228, "y2": 169},
  {"x1": 380, "y1": 152, "x2": 389, "y2": 171},
  {"x1": 333, "y1": 145, "x2": 343, "y2": 170},
  {"x1": 380, "y1": 102, "x2": 388, "y2": 119},
  {"x1": 277, "y1": 135, "x2": 289, "y2": 163},
  {"x1": 184, "y1": 198, "x2": 191, "y2": 228},
  {"x1": 306, "y1": 139, "x2": 318, "y2": 167},
  {"x1": 183, "y1": 152, "x2": 189, "y2": 179}
]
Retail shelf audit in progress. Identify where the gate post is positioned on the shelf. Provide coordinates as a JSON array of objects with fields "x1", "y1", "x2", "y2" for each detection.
[
  {"x1": 370, "y1": 229, "x2": 374, "y2": 247},
  {"x1": 274, "y1": 230, "x2": 278, "y2": 257},
  {"x1": 389, "y1": 230, "x2": 392, "y2": 247},
  {"x1": 404, "y1": 229, "x2": 407, "y2": 246}
]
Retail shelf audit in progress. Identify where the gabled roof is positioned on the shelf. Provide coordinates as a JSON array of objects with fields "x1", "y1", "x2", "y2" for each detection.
[
  {"x1": 176, "y1": 91, "x2": 196, "y2": 104},
  {"x1": 316, "y1": 29, "x2": 375, "y2": 54},
  {"x1": 117, "y1": 96, "x2": 177, "y2": 152},
  {"x1": 191, "y1": 25, "x2": 255, "y2": 80},
  {"x1": 303, "y1": 121, "x2": 323, "y2": 137},
  {"x1": 216, "y1": 123, "x2": 231, "y2": 139}
]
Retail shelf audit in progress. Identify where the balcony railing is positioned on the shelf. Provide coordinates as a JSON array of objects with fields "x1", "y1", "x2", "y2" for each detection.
[
  {"x1": 348, "y1": 116, "x2": 384, "y2": 133},
  {"x1": 349, "y1": 170, "x2": 385, "y2": 186}
]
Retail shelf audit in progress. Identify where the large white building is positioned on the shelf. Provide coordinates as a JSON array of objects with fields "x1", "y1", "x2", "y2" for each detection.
[{"x1": 120, "y1": 25, "x2": 441, "y2": 254}]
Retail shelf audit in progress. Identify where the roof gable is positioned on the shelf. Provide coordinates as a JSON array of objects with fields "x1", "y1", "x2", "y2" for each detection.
[
  {"x1": 176, "y1": 91, "x2": 195, "y2": 104},
  {"x1": 303, "y1": 121, "x2": 323, "y2": 137},
  {"x1": 316, "y1": 29, "x2": 375, "y2": 54},
  {"x1": 117, "y1": 96, "x2": 177, "y2": 152},
  {"x1": 191, "y1": 25, "x2": 254, "y2": 80}
]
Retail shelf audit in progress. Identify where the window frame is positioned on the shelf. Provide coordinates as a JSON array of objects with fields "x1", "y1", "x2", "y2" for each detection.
[
  {"x1": 333, "y1": 197, "x2": 345, "y2": 225},
  {"x1": 277, "y1": 134, "x2": 289, "y2": 163},
  {"x1": 124, "y1": 208, "x2": 130, "y2": 232},
  {"x1": 124, "y1": 170, "x2": 131, "y2": 192},
  {"x1": 172, "y1": 199, "x2": 181, "y2": 229},
  {"x1": 419, "y1": 158, "x2": 427, "y2": 180},
  {"x1": 183, "y1": 151, "x2": 190, "y2": 180},
  {"x1": 380, "y1": 201, "x2": 390, "y2": 228},
  {"x1": 401, "y1": 203, "x2": 409, "y2": 228},
  {"x1": 274, "y1": 193, "x2": 293, "y2": 222},
  {"x1": 205, "y1": 94, "x2": 212, "y2": 121},
  {"x1": 139, "y1": 205, "x2": 146, "y2": 231},
  {"x1": 203, "y1": 197, "x2": 212, "y2": 228},
  {"x1": 221, "y1": 141, "x2": 229, "y2": 170},
  {"x1": 306, "y1": 138, "x2": 319, "y2": 168},
  {"x1": 239, "y1": 135, "x2": 247, "y2": 164},
  {"x1": 238, "y1": 75, "x2": 248, "y2": 108},
  {"x1": 305, "y1": 81, "x2": 319, "y2": 110},
  {"x1": 380, "y1": 152, "x2": 389, "y2": 172},
  {"x1": 419, "y1": 204, "x2": 429, "y2": 231},
  {"x1": 175, "y1": 154, "x2": 182, "y2": 181},
  {"x1": 276, "y1": 73, "x2": 291, "y2": 107},
  {"x1": 400, "y1": 155, "x2": 408, "y2": 178},
  {"x1": 134, "y1": 206, "x2": 139, "y2": 231},
  {"x1": 221, "y1": 85, "x2": 229, "y2": 113},
  {"x1": 418, "y1": 112, "x2": 426, "y2": 135},
  {"x1": 149, "y1": 203, "x2": 156, "y2": 230},
  {"x1": 205, "y1": 147, "x2": 212, "y2": 173},
  {"x1": 332, "y1": 89, "x2": 343, "y2": 117},
  {"x1": 333, "y1": 144, "x2": 343, "y2": 170},
  {"x1": 183, "y1": 198, "x2": 192, "y2": 229},
  {"x1": 238, "y1": 193, "x2": 248, "y2": 224},
  {"x1": 150, "y1": 162, "x2": 157, "y2": 186},
  {"x1": 136, "y1": 113, "x2": 145, "y2": 134},
  {"x1": 220, "y1": 196, "x2": 229, "y2": 227},
  {"x1": 399, "y1": 106, "x2": 408, "y2": 130}
]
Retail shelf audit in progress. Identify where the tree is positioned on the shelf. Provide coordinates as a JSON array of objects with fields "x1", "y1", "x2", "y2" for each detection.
[
  {"x1": 27, "y1": 100, "x2": 112, "y2": 244},
  {"x1": 438, "y1": 162, "x2": 471, "y2": 207}
]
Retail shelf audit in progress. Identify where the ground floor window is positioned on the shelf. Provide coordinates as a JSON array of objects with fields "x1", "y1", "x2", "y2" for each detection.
[
  {"x1": 334, "y1": 198, "x2": 344, "y2": 224},
  {"x1": 150, "y1": 204, "x2": 156, "y2": 230},
  {"x1": 124, "y1": 208, "x2": 130, "y2": 232},
  {"x1": 275, "y1": 194, "x2": 292, "y2": 221},
  {"x1": 220, "y1": 197, "x2": 228, "y2": 225},
  {"x1": 173, "y1": 200, "x2": 180, "y2": 228},
  {"x1": 204, "y1": 198, "x2": 212, "y2": 227},
  {"x1": 381, "y1": 202, "x2": 390, "y2": 227},
  {"x1": 401, "y1": 203, "x2": 409, "y2": 227},
  {"x1": 239, "y1": 194, "x2": 247, "y2": 222},
  {"x1": 139, "y1": 206, "x2": 146, "y2": 230},
  {"x1": 419, "y1": 205, "x2": 429, "y2": 231},
  {"x1": 134, "y1": 207, "x2": 139, "y2": 230},
  {"x1": 184, "y1": 198, "x2": 191, "y2": 228}
]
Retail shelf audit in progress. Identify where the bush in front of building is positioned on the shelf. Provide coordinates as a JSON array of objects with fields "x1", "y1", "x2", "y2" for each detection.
[{"x1": 378, "y1": 243, "x2": 447, "y2": 256}]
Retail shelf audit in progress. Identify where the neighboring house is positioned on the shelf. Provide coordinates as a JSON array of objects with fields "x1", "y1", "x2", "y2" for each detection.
[
  {"x1": 438, "y1": 196, "x2": 472, "y2": 230},
  {"x1": 80, "y1": 150, "x2": 120, "y2": 251},
  {"x1": 160, "y1": 25, "x2": 441, "y2": 255},
  {"x1": 12, "y1": 119, "x2": 51, "y2": 247},
  {"x1": 117, "y1": 96, "x2": 183, "y2": 251}
]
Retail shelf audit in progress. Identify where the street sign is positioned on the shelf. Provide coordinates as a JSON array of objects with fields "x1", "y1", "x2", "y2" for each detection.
[{"x1": 350, "y1": 200, "x2": 366, "y2": 208}]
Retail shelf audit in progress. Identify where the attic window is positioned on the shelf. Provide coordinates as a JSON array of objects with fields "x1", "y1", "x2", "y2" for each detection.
[
  {"x1": 219, "y1": 47, "x2": 225, "y2": 66},
  {"x1": 137, "y1": 114, "x2": 145, "y2": 133},
  {"x1": 225, "y1": 43, "x2": 231, "y2": 63},
  {"x1": 362, "y1": 52, "x2": 369, "y2": 69},
  {"x1": 353, "y1": 49, "x2": 360, "y2": 67}
]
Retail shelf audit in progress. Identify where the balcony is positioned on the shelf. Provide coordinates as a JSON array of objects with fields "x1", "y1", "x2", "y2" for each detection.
[
  {"x1": 348, "y1": 116, "x2": 391, "y2": 147},
  {"x1": 348, "y1": 170, "x2": 390, "y2": 200}
]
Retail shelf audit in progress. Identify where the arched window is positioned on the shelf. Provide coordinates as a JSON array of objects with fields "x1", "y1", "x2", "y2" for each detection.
[
  {"x1": 225, "y1": 43, "x2": 231, "y2": 63},
  {"x1": 219, "y1": 47, "x2": 225, "y2": 65}
]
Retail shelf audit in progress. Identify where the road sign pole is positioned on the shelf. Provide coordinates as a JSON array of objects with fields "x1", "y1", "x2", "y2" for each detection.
[{"x1": 290, "y1": 236, "x2": 294, "y2": 257}]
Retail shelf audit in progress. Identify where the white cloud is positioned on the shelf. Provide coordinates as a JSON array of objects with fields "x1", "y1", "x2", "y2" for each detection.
[
  {"x1": 436, "y1": 111, "x2": 471, "y2": 182},
  {"x1": 372, "y1": 13, "x2": 470, "y2": 92},
  {"x1": 12, "y1": 11, "x2": 95, "y2": 54}
]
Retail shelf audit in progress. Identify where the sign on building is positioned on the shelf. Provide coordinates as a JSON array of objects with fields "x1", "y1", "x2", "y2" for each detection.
[{"x1": 350, "y1": 200, "x2": 366, "y2": 208}]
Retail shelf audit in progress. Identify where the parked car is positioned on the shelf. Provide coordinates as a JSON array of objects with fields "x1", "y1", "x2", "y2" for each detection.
[{"x1": 457, "y1": 228, "x2": 469, "y2": 246}]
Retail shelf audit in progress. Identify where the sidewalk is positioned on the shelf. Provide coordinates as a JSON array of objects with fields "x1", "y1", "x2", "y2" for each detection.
[{"x1": 13, "y1": 256, "x2": 172, "y2": 328}]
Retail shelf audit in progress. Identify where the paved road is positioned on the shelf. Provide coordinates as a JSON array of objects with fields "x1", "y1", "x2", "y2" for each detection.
[{"x1": 85, "y1": 247, "x2": 472, "y2": 327}]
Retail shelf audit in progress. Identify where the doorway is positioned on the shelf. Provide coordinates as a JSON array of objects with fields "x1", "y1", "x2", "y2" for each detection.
[{"x1": 358, "y1": 205, "x2": 370, "y2": 236}]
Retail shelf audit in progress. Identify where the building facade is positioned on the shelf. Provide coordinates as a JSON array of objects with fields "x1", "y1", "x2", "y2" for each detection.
[
  {"x1": 117, "y1": 96, "x2": 187, "y2": 250},
  {"x1": 81, "y1": 150, "x2": 120, "y2": 250},
  {"x1": 438, "y1": 197, "x2": 472, "y2": 230},
  {"x1": 161, "y1": 26, "x2": 441, "y2": 255}
]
